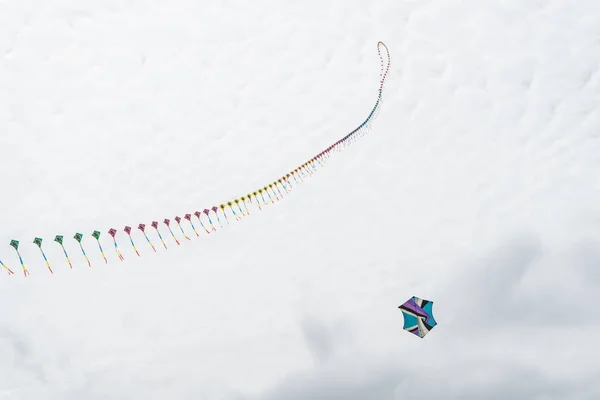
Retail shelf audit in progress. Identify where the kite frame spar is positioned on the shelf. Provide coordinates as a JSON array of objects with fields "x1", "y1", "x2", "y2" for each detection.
[{"x1": 2, "y1": 41, "x2": 391, "y2": 277}]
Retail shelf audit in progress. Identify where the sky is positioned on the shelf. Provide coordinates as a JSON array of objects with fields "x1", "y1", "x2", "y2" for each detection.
[{"x1": 1, "y1": 0, "x2": 599, "y2": 399}]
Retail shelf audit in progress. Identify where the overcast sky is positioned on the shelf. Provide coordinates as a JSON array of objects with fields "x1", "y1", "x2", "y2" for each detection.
[{"x1": 1, "y1": 0, "x2": 599, "y2": 398}]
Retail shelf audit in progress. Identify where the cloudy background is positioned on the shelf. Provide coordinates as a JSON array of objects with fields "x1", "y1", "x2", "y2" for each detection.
[{"x1": 1, "y1": 0, "x2": 599, "y2": 398}]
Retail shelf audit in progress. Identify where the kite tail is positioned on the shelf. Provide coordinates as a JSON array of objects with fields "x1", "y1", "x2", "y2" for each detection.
[
  {"x1": 198, "y1": 218, "x2": 211, "y2": 234},
  {"x1": 78, "y1": 243, "x2": 92, "y2": 267},
  {"x1": 143, "y1": 232, "x2": 157, "y2": 252},
  {"x1": 242, "y1": 199, "x2": 251, "y2": 215},
  {"x1": 265, "y1": 189, "x2": 275, "y2": 204},
  {"x1": 269, "y1": 187, "x2": 280, "y2": 202},
  {"x1": 236, "y1": 202, "x2": 245, "y2": 216},
  {"x1": 127, "y1": 234, "x2": 140, "y2": 256},
  {"x1": 207, "y1": 216, "x2": 217, "y2": 232},
  {"x1": 155, "y1": 229, "x2": 168, "y2": 249},
  {"x1": 112, "y1": 238, "x2": 124, "y2": 261},
  {"x1": 61, "y1": 245, "x2": 74, "y2": 269},
  {"x1": 275, "y1": 183, "x2": 284, "y2": 198},
  {"x1": 96, "y1": 239, "x2": 108, "y2": 264},
  {"x1": 291, "y1": 172, "x2": 300, "y2": 184},
  {"x1": 1, "y1": 260, "x2": 14, "y2": 276},
  {"x1": 255, "y1": 195, "x2": 263, "y2": 210},
  {"x1": 39, "y1": 247, "x2": 53, "y2": 274},
  {"x1": 215, "y1": 212, "x2": 224, "y2": 228},
  {"x1": 188, "y1": 221, "x2": 200, "y2": 237},
  {"x1": 228, "y1": 205, "x2": 240, "y2": 221},
  {"x1": 167, "y1": 226, "x2": 180, "y2": 245},
  {"x1": 260, "y1": 190, "x2": 270, "y2": 205},
  {"x1": 177, "y1": 222, "x2": 191, "y2": 241},
  {"x1": 14, "y1": 250, "x2": 29, "y2": 277}
]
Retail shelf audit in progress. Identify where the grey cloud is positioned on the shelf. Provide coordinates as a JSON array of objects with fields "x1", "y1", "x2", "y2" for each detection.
[{"x1": 254, "y1": 233, "x2": 600, "y2": 400}]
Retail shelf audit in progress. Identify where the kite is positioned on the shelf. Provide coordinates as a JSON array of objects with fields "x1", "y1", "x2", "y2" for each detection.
[
  {"x1": 0, "y1": 41, "x2": 391, "y2": 278},
  {"x1": 108, "y1": 228, "x2": 125, "y2": 261},
  {"x1": 9, "y1": 240, "x2": 28, "y2": 276},
  {"x1": 124, "y1": 226, "x2": 140, "y2": 257},
  {"x1": 398, "y1": 296, "x2": 437, "y2": 338},
  {"x1": 74, "y1": 233, "x2": 92, "y2": 268},
  {"x1": 184, "y1": 214, "x2": 200, "y2": 237},
  {"x1": 138, "y1": 224, "x2": 157, "y2": 252},
  {"x1": 212, "y1": 206, "x2": 225, "y2": 228},
  {"x1": 194, "y1": 211, "x2": 211, "y2": 234},
  {"x1": 34, "y1": 237, "x2": 53, "y2": 274},
  {"x1": 163, "y1": 219, "x2": 180, "y2": 245},
  {"x1": 54, "y1": 235, "x2": 73, "y2": 269},
  {"x1": 203, "y1": 209, "x2": 217, "y2": 232},
  {"x1": 174, "y1": 216, "x2": 191, "y2": 241},
  {"x1": 151, "y1": 221, "x2": 168, "y2": 249},
  {"x1": 92, "y1": 230, "x2": 108, "y2": 264}
]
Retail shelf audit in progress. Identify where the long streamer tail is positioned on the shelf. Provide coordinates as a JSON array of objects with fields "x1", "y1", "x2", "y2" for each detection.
[
  {"x1": 199, "y1": 219, "x2": 211, "y2": 234},
  {"x1": 168, "y1": 227, "x2": 180, "y2": 245},
  {"x1": 112, "y1": 239, "x2": 124, "y2": 261},
  {"x1": 127, "y1": 234, "x2": 140, "y2": 256},
  {"x1": 1, "y1": 260, "x2": 14, "y2": 276},
  {"x1": 156, "y1": 230, "x2": 168, "y2": 249},
  {"x1": 40, "y1": 248, "x2": 53, "y2": 274},
  {"x1": 78, "y1": 243, "x2": 92, "y2": 267},
  {"x1": 143, "y1": 232, "x2": 157, "y2": 252},
  {"x1": 96, "y1": 240, "x2": 108, "y2": 264},
  {"x1": 189, "y1": 221, "x2": 200, "y2": 237},
  {"x1": 177, "y1": 223, "x2": 191, "y2": 241},
  {"x1": 16, "y1": 251, "x2": 29, "y2": 277},
  {"x1": 60, "y1": 245, "x2": 73, "y2": 269}
]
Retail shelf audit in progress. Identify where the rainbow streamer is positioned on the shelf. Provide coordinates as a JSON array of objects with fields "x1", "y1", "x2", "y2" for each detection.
[
  {"x1": 74, "y1": 233, "x2": 92, "y2": 268},
  {"x1": 151, "y1": 221, "x2": 168, "y2": 249},
  {"x1": 108, "y1": 228, "x2": 125, "y2": 261},
  {"x1": 124, "y1": 226, "x2": 140, "y2": 257},
  {"x1": 194, "y1": 211, "x2": 211, "y2": 234},
  {"x1": 0, "y1": 260, "x2": 14, "y2": 276},
  {"x1": 138, "y1": 224, "x2": 156, "y2": 252},
  {"x1": 174, "y1": 216, "x2": 191, "y2": 241},
  {"x1": 34, "y1": 237, "x2": 53, "y2": 274},
  {"x1": 163, "y1": 219, "x2": 180, "y2": 246},
  {"x1": 54, "y1": 235, "x2": 73, "y2": 269},
  {"x1": 184, "y1": 214, "x2": 200, "y2": 237},
  {"x1": 92, "y1": 230, "x2": 108, "y2": 264}
]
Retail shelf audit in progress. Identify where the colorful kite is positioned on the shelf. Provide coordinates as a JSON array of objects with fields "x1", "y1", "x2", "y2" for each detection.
[
  {"x1": 151, "y1": 221, "x2": 168, "y2": 249},
  {"x1": 194, "y1": 211, "x2": 211, "y2": 234},
  {"x1": 399, "y1": 296, "x2": 437, "y2": 338},
  {"x1": 92, "y1": 230, "x2": 107, "y2": 264},
  {"x1": 124, "y1": 226, "x2": 140, "y2": 257},
  {"x1": 0, "y1": 41, "x2": 390, "y2": 278},
  {"x1": 9, "y1": 240, "x2": 28, "y2": 276},
  {"x1": 34, "y1": 237, "x2": 53, "y2": 274},
  {"x1": 74, "y1": 233, "x2": 92, "y2": 267},
  {"x1": 138, "y1": 224, "x2": 156, "y2": 252},
  {"x1": 174, "y1": 216, "x2": 191, "y2": 241},
  {"x1": 202, "y1": 209, "x2": 217, "y2": 232},
  {"x1": 163, "y1": 219, "x2": 180, "y2": 245},
  {"x1": 54, "y1": 235, "x2": 73, "y2": 269},
  {"x1": 184, "y1": 214, "x2": 200, "y2": 237},
  {"x1": 108, "y1": 228, "x2": 125, "y2": 261}
]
